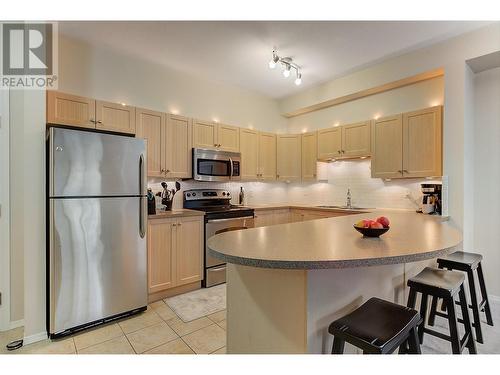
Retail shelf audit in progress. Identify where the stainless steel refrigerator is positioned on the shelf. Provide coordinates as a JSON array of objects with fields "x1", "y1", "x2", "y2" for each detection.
[{"x1": 47, "y1": 127, "x2": 148, "y2": 338}]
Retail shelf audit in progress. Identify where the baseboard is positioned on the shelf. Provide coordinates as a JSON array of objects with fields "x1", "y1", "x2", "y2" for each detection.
[
  {"x1": 9, "y1": 319, "x2": 24, "y2": 329},
  {"x1": 23, "y1": 331, "x2": 47, "y2": 345}
]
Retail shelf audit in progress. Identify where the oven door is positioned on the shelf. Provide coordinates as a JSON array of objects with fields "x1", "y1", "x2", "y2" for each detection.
[{"x1": 205, "y1": 216, "x2": 254, "y2": 286}]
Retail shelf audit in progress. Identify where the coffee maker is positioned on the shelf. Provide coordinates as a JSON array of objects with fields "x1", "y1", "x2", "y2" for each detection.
[{"x1": 419, "y1": 183, "x2": 442, "y2": 215}]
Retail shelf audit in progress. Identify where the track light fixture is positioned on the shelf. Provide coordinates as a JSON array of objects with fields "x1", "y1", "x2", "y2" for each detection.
[{"x1": 269, "y1": 49, "x2": 302, "y2": 86}]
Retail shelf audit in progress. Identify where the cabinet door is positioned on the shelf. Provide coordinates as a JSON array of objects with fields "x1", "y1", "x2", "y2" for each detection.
[
  {"x1": 240, "y1": 128, "x2": 259, "y2": 180},
  {"x1": 273, "y1": 209, "x2": 290, "y2": 225},
  {"x1": 277, "y1": 134, "x2": 301, "y2": 182},
  {"x1": 217, "y1": 124, "x2": 240, "y2": 152},
  {"x1": 165, "y1": 115, "x2": 193, "y2": 178},
  {"x1": 136, "y1": 108, "x2": 165, "y2": 178},
  {"x1": 175, "y1": 217, "x2": 203, "y2": 286},
  {"x1": 193, "y1": 120, "x2": 217, "y2": 149},
  {"x1": 342, "y1": 121, "x2": 371, "y2": 158},
  {"x1": 301, "y1": 132, "x2": 318, "y2": 181},
  {"x1": 254, "y1": 210, "x2": 275, "y2": 227},
  {"x1": 289, "y1": 210, "x2": 304, "y2": 223},
  {"x1": 403, "y1": 106, "x2": 442, "y2": 178},
  {"x1": 371, "y1": 115, "x2": 403, "y2": 179},
  {"x1": 46, "y1": 91, "x2": 96, "y2": 129},
  {"x1": 317, "y1": 127, "x2": 342, "y2": 160},
  {"x1": 148, "y1": 219, "x2": 176, "y2": 293},
  {"x1": 96, "y1": 100, "x2": 136, "y2": 134},
  {"x1": 258, "y1": 132, "x2": 277, "y2": 181}
]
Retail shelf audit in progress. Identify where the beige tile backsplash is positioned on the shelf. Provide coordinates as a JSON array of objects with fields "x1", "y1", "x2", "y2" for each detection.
[{"x1": 148, "y1": 159, "x2": 441, "y2": 211}]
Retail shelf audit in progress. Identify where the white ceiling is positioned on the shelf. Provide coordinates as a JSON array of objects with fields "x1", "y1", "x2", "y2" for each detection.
[{"x1": 59, "y1": 21, "x2": 489, "y2": 99}]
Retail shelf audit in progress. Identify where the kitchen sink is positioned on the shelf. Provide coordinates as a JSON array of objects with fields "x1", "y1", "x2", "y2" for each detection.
[{"x1": 316, "y1": 205, "x2": 372, "y2": 210}]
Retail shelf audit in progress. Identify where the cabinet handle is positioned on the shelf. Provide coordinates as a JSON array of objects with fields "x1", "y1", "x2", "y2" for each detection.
[
  {"x1": 276, "y1": 174, "x2": 280, "y2": 178},
  {"x1": 397, "y1": 170, "x2": 403, "y2": 174},
  {"x1": 166, "y1": 169, "x2": 170, "y2": 174},
  {"x1": 341, "y1": 150, "x2": 345, "y2": 154},
  {"x1": 90, "y1": 118, "x2": 96, "y2": 124},
  {"x1": 177, "y1": 223, "x2": 182, "y2": 226},
  {"x1": 97, "y1": 120, "x2": 102, "y2": 124},
  {"x1": 338, "y1": 150, "x2": 341, "y2": 154},
  {"x1": 403, "y1": 169, "x2": 409, "y2": 173},
  {"x1": 172, "y1": 223, "x2": 177, "y2": 227}
]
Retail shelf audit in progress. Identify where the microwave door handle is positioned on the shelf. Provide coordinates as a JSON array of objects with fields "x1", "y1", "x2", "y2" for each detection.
[{"x1": 229, "y1": 158, "x2": 234, "y2": 178}]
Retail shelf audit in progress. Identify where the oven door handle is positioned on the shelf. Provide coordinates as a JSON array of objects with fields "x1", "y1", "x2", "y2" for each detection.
[
  {"x1": 229, "y1": 158, "x2": 234, "y2": 178},
  {"x1": 207, "y1": 215, "x2": 254, "y2": 223}
]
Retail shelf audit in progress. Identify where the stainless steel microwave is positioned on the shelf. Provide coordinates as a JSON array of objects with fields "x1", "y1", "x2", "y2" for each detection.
[{"x1": 193, "y1": 148, "x2": 241, "y2": 182}]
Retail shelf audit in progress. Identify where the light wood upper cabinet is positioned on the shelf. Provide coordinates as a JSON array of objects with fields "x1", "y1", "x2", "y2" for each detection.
[
  {"x1": 175, "y1": 216, "x2": 203, "y2": 286},
  {"x1": 148, "y1": 218, "x2": 176, "y2": 293},
  {"x1": 147, "y1": 215, "x2": 204, "y2": 294},
  {"x1": 217, "y1": 124, "x2": 240, "y2": 152},
  {"x1": 258, "y1": 132, "x2": 277, "y2": 181},
  {"x1": 95, "y1": 100, "x2": 136, "y2": 134},
  {"x1": 193, "y1": 120, "x2": 217, "y2": 149},
  {"x1": 165, "y1": 115, "x2": 193, "y2": 178},
  {"x1": 240, "y1": 128, "x2": 259, "y2": 179},
  {"x1": 136, "y1": 108, "x2": 165, "y2": 178},
  {"x1": 317, "y1": 127, "x2": 342, "y2": 160},
  {"x1": 301, "y1": 131, "x2": 318, "y2": 181},
  {"x1": 47, "y1": 91, "x2": 96, "y2": 129},
  {"x1": 342, "y1": 121, "x2": 371, "y2": 158},
  {"x1": 277, "y1": 134, "x2": 301, "y2": 182},
  {"x1": 402, "y1": 106, "x2": 442, "y2": 178},
  {"x1": 371, "y1": 114, "x2": 403, "y2": 179}
]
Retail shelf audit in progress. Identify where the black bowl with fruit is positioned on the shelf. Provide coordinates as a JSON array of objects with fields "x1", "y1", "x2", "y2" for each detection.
[{"x1": 354, "y1": 216, "x2": 390, "y2": 238}]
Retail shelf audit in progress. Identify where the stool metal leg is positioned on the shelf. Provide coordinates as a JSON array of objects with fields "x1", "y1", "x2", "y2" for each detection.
[
  {"x1": 331, "y1": 336, "x2": 345, "y2": 354},
  {"x1": 477, "y1": 263, "x2": 494, "y2": 326},
  {"x1": 458, "y1": 284, "x2": 477, "y2": 354},
  {"x1": 466, "y1": 269, "x2": 483, "y2": 344},
  {"x1": 445, "y1": 295, "x2": 461, "y2": 354},
  {"x1": 418, "y1": 293, "x2": 429, "y2": 344}
]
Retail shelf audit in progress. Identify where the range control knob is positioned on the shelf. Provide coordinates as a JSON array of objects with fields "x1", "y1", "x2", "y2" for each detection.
[
  {"x1": 187, "y1": 193, "x2": 191, "y2": 197},
  {"x1": 222, "y1": 192, "x2": 226, "y2": 196},
  {"x1": 192, "y1": 192, "x2": 196, "y2": 197}
]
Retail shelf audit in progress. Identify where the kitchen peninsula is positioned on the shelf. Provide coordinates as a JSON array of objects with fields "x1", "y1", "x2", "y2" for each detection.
[{"x1": 207, "y1": 210, "x2": 462, "y2": 354}]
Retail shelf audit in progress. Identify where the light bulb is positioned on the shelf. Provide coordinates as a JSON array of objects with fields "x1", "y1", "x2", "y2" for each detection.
[
  {"x1": 283, "y1": 65, "x2": 291, "y2": 78},
  {"x1": 295, "y1": 72, "x2": 302, "y2": 85},
  {"x1": 269, "y1": 60, "x2": 276, "y2": 69}
]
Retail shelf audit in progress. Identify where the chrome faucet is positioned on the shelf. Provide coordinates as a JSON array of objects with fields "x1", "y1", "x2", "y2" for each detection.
[{"x1": 346, "y1": 188, "x2": 352, "y2": 209}]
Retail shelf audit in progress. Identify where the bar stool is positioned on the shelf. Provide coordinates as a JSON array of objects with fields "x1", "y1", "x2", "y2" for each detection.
[
  {"x1": 328, "y1": 297, "x2": 422, "y2": 354},
  {"x1": 428, "y1": 251, "x2": 494, "y2": 344},
  {"x1": 406, "y1": 267, "x2": 476, "y2": 354}
]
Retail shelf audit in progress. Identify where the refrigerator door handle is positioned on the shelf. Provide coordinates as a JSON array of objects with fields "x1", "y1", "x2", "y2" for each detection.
[{"x1": 139, "y1": 154, "x2": 146, "y2": 238}]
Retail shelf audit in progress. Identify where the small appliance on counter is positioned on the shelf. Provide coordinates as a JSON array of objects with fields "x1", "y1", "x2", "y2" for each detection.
[
  {"x1": 156, "y1": 181, "x2": 181, "y2": 211},
  {"x1": 418, "y1": 183, "x2": 442, "y2": 215}
]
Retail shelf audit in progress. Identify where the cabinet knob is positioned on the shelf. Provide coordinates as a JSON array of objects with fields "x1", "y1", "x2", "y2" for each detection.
[
  {"x1": 403, "y1": 169, "x2": 409, "y2": 173},
  {"x1": 90, "y1": 118, "x2": 96, "y2": 124},
  {"x1": 166, "y1": 169, "x2": 170, "y2": 174},
  {"x1": 178, "y1": 223, "x2": 182, "y2": 226},
  {"x1": 172, "y1": 223, "x2": 177, "y2": 227},
  {"x1": 397, "y1": 170, "x2": 403, "y2": 174},
  {"x1": 97, "y1": 120, "x2": 102, "y2": 124},
  {"x1": 338, "y1": 150, "x2": 341, "y2": 154}
]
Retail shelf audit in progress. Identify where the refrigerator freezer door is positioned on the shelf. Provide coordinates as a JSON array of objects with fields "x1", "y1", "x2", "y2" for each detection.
[
  {"x1": 49, "y1": 127, "x2": 146, "y2": 197},
  {"x1": 49, "y1": 197, "x2": 147, "y2": 334}
]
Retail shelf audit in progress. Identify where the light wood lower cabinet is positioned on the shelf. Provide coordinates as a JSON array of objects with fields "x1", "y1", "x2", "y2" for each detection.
[
  {"x1": 96, "y1": 100, "x2": 136, "y2": 134},
  {"x1": 301, "y1": 131, "x2": 318, "y2": 181},
  {"x1": 254, "y1": 209, "x2": 290, "y2": 227},
  {"x1": 277, "y1": 134, "x2": 301, "y2": 182},
  {"x1": 147, "y1": 216, "x2": 203, "y2": 294},
  {"x1": 46, "y1": 91, "x2": 96, "y2": 129}
]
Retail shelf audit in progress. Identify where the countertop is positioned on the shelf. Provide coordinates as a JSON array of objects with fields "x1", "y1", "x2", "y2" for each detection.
[
  {"x1": 148, "y1": 208, "x2": 204, "y2": 219},
  {"x1": 207, "y1": 210, "x2": 461, "y2": 269}
]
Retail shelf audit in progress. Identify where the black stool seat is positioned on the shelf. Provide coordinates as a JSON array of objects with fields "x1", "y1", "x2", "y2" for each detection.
[
  {"x1": 406, "y1": 267, "x2": 476, "y2": 354},
  {"x1": 429, "y1": 251, "x2": 493, "y2": 344},
  {"x1": 439, "y1": 251, "x2": 483, "y2": 269},
  {"x1": 329, "y1": 297, "x2": 421, "y2": 354},
  {"x1": 408, "y1": 267, "x2": 465, "y2": 295}
]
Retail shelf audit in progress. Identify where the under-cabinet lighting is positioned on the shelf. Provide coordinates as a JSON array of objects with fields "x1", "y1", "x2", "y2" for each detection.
[
  {"x1": 120, "y1": 102, "x2": 127, "y2": 107},
  {"x1": 213, "y1": 118, "x2": 220, "y2": 123},
  {"x1": 333, "y1": 123, "x2": 340, "y2": 127},
  {"x1": 170, "y1": 109, "x2": 179, "y2": 115},
  {"x1": 360, "y1": 156, "x2": 367, "y2": 159},
  {"x1": 374, "y1": 114, "x2": 381, "y2": 120}
]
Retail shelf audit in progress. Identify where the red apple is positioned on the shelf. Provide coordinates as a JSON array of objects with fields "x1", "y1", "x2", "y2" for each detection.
[
  {"x1": 362, "y1": 219, "x2": 372, "y2": 228},
  {"x1": 376, "y1": 216, "x2": 390, "y2": 228},
  {"x1": 370, "y1": 221, "x2": 384, "y2": 229}
]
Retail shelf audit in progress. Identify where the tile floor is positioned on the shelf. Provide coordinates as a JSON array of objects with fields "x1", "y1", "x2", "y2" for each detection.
[
  {"x1": 2, "y1": 298, "x2": 500, "y2": 354},
  {"x1": 0, "y1": 299, "x2": 227, "y2": 355}
]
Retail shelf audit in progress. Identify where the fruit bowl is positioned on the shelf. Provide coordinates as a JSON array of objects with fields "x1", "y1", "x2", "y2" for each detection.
[{"x1": 353, "y1": 225, "x2": 390, "y2": 237}]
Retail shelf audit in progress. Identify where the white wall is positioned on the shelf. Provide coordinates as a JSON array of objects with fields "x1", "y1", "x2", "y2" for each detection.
[
  {"x1": 473, "y1": 67, "x2": 500, "y2": 296},
  {"x1": 58, "y1": 35, "x2": 287, "y2": 133}
]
